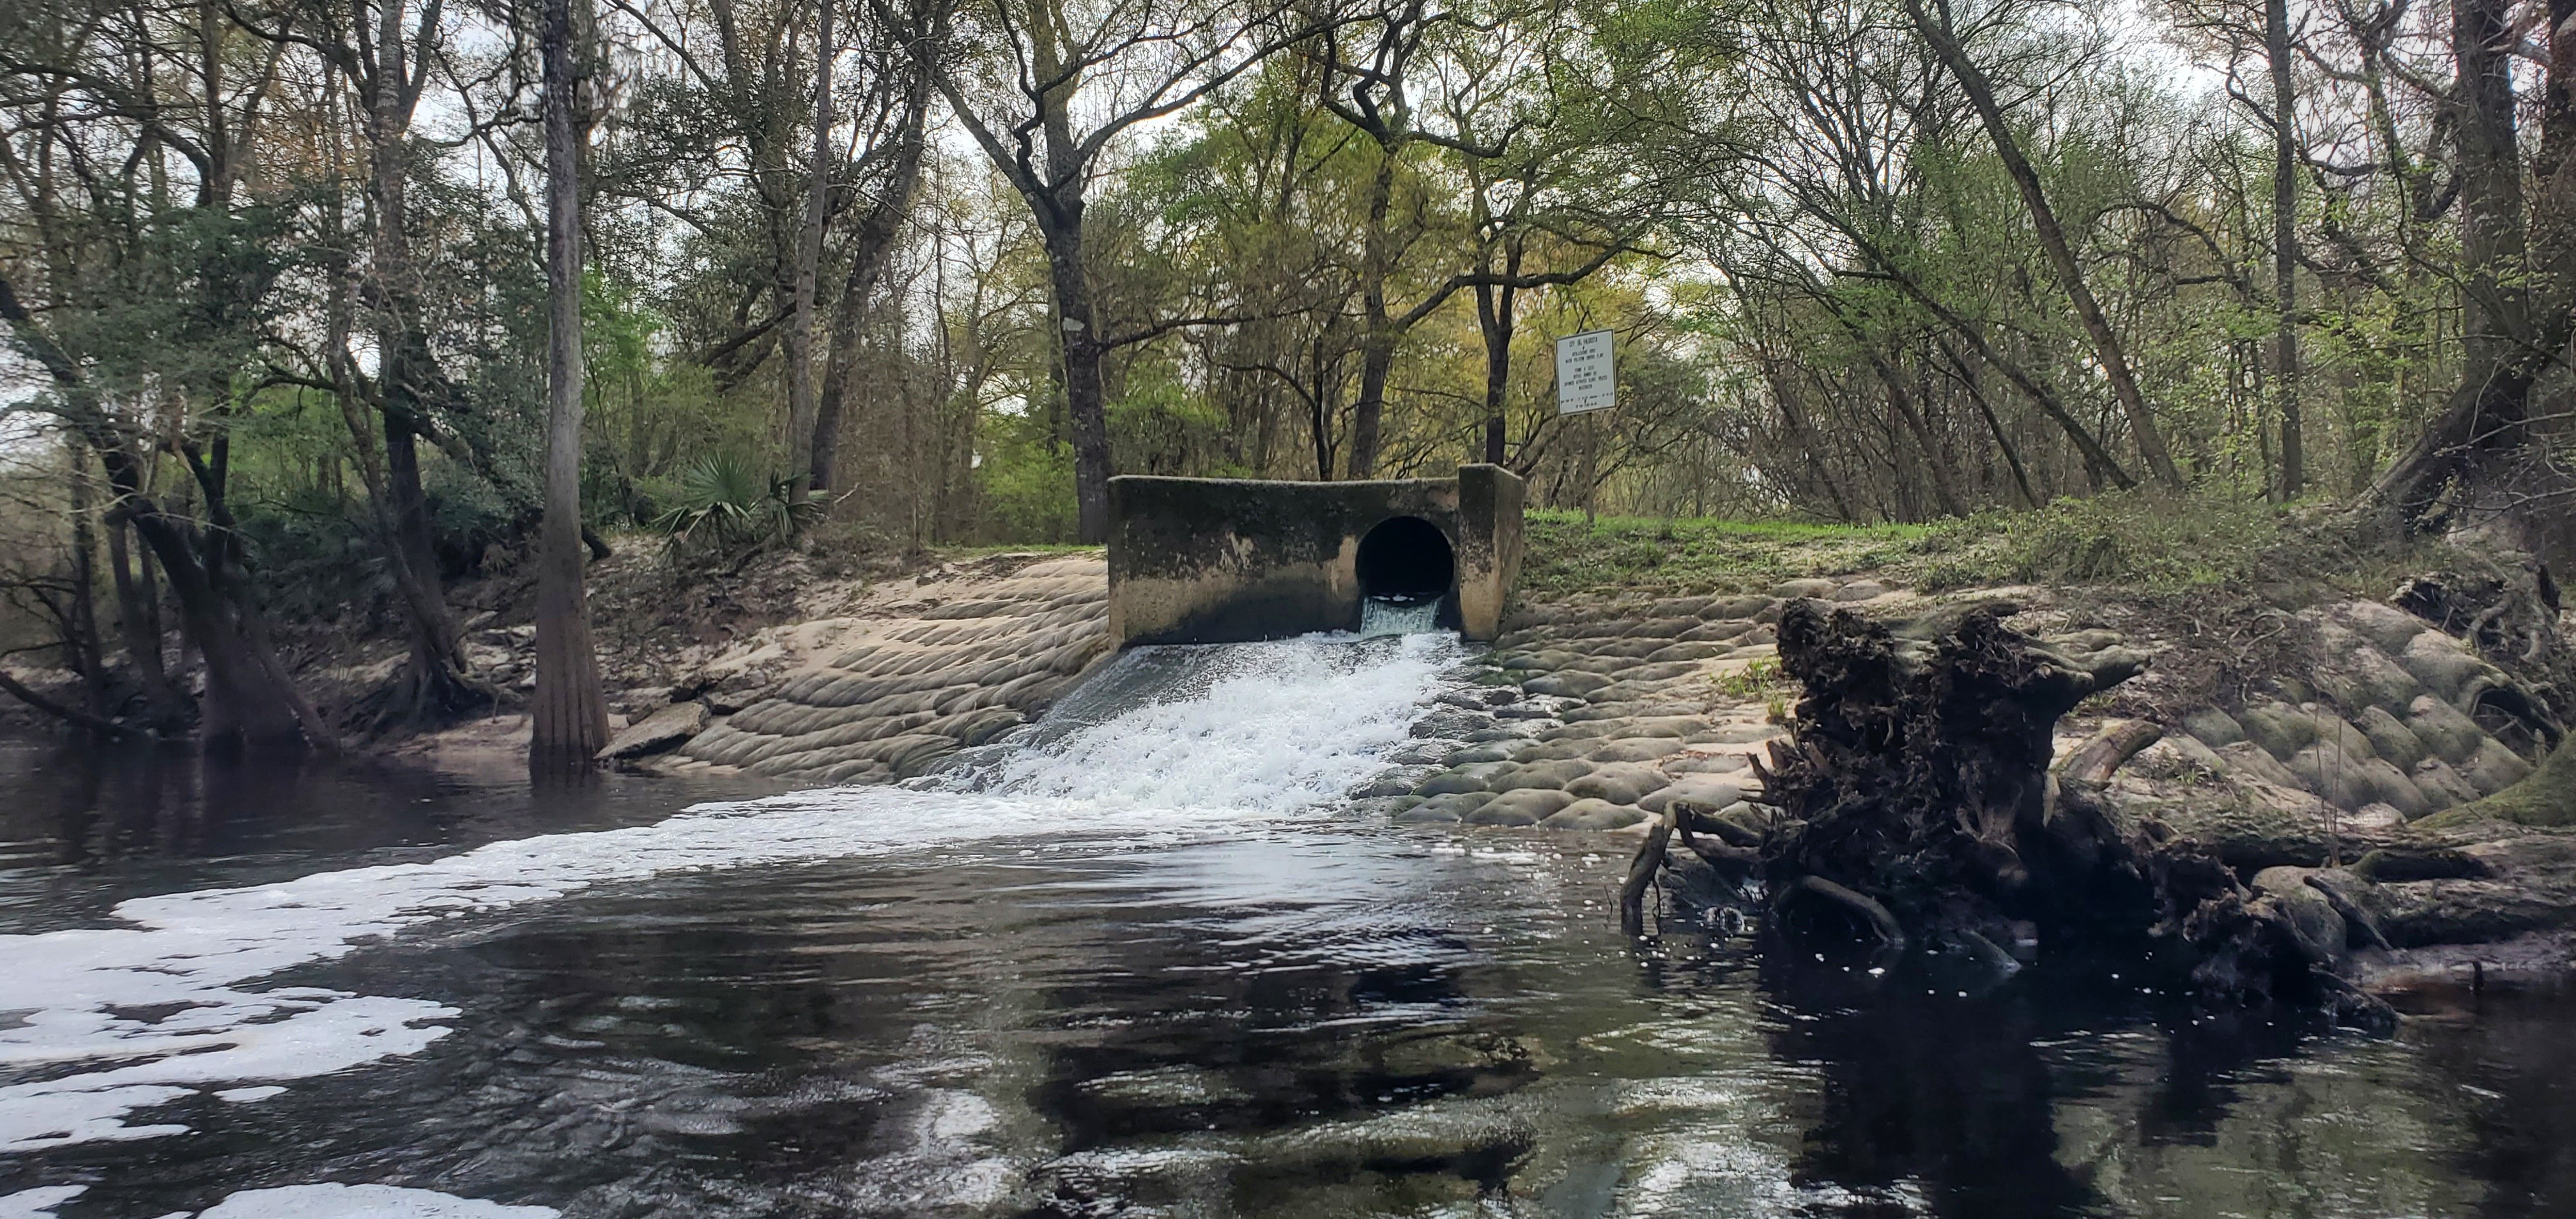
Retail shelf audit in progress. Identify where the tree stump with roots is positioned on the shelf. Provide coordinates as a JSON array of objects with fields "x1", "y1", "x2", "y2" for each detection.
[{"x1": 1631, "y1": 599, "x2": 2392, "y2": 1030}]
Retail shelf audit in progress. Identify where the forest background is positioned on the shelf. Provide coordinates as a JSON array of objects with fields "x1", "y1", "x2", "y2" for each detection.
[{"x1": 2, "y1": 0, "x2": 2572, "y2": 746}]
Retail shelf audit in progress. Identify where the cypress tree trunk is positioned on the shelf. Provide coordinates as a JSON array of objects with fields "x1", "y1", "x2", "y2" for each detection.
[{"x1": 531, "y1": 0, "x2": 611, "y2": 770}]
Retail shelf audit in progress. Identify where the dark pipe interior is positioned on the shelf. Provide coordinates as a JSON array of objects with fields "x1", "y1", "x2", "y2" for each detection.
[{"x1": 1356, "y1": 516, "x2": 1456, "y2": 602}]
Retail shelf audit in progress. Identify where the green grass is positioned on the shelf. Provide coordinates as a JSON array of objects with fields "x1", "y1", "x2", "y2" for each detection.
[
  {"x1": 1518, "y1": 511, "x2": 1932, "y2": 596},
  {"x1": 1905, "y1": 493, "x2": 2290, "y2": 593},
  {"x1": 1518, "y1": 493, "x2": 2367, "y2": 601}
]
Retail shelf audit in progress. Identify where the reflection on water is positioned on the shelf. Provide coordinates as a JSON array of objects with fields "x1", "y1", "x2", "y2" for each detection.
[
  {"x1": 0, "y1": 737, "x2": 785, "y2": 935},
  {"x1": 2, "y1": 712, "x2": 2574, "y2": 1214}
]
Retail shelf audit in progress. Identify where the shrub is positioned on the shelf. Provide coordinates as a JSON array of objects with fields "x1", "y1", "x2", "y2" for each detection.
[{"x1": 650, "y1": 453, "x2": 824, "y2": 561}]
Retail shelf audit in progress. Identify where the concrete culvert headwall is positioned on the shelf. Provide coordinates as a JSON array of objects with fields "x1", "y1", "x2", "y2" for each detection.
[
  {"x1": 1107, "y1": 464, "x2": 1524, "y2": 647},
  {"x1": 1356, "y1": 516, "x2": 1455, "y2": 602}
]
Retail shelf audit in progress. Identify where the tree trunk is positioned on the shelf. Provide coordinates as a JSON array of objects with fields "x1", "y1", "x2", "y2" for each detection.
[
  {"x1": 813, "y1": 69, "x2": 930, "y2": 491},
  {"x1": 0, "y1": 276, "x2": 315, "y2": 750},
  {"x1": 364, "y1": 5, "x2": 477, "y2": 724},
  {"x1": 1039, "y1": 220, "x2": 1115, "y2": 542},
  {"x1": 105, "y1": 513, "x2": 180, "y2": 726},
  {"x1": 1351, "y1": 334, "x2": 1393, "y2": 479},
  {"x1": 2268, "y1": 0, "x2": 2303, "y2": 498},
  {"x1": 1475, "y1": 276, "x2": 1515, "y2": 466},
  {"x1": 2365, "y1": 0, "x2": 2549, "y2": 520},
  {"x1": 1940, "y1": 339, "x2": 2042, "y2": 507},
  {"x1": 1908, "y1": 0, "x2": 2184, "y2": 491},
  {"x1": 532, "y1": 0, "x2": 612, "y2": 770},
  {"x1": 785, "y1": 0, "x2": 834, "y2": 495},
  {"x1": 1871, "y1": 352, "x2": 1966, "y2": 517},
  {"x1": 1348, "y1": 145, "x2": 1399, "y2": 480},
  {"x1": 65, "y1": 438, "x2": 109, "y2": 717}
]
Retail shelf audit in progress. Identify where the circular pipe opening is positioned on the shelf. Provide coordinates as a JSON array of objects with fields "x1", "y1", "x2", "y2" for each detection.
[{"x1": 1356, "y1": 516, "x2": 1455, "y2": 602}]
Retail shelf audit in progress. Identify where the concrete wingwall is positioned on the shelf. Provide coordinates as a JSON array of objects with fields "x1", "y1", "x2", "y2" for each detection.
[{"x1": 1107, "y1": 464, "x2": 1525, "y2": 647}]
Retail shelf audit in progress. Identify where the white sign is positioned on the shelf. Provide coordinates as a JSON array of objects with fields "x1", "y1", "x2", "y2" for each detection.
[{"x1": 1555, "y1": 329, "x2": 1616, "y2": 415}]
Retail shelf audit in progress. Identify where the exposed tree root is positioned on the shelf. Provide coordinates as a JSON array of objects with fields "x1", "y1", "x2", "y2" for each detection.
[{"x1": 1625, "y1": 599, "x2": 2395, "y2": 1031}]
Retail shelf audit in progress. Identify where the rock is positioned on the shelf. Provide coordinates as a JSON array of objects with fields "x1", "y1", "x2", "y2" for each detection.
[
  {"x1": 2336, "y1": 600, "x2": 2435, "y2": 655},
  {"x1": 1412, "y1": 763, "x2": 1506, "y2": 797},
  {"x1": 2315, "y1": 644, "x2": 2425, "y2": 716},
  {"x1": 1540, "y1": 798, "x2": 1650, "y2": 831},
  {"x1": 2237, "y1": 701, "x2": 2319, "y2": 760},
  {"x1": 1832, "y1": 579, "x2": 1889, "y2": 602},
  {"x1": 597, "y1": 701, "x2": 711, "y2": 760},
  {"x1": 1771, "y1": 578, "x2": 1838, "y2": 599},
  {"x1": 2406, "y1": 694, "x2": 2490, "y2": 766},
  {"x1": 1699, "y1": 723, "x2": 1784, "y2": 745},
  {"x1": 2464, "y1": 737, "x2": 2537, "y2": 793},
  {"x1": 1399, "y1": 792, "x2": 1494, "y2": 824},
  {"x1": 2411, "y1": 757, "x2": 2483, "y2": 809},
  {"x1": 1662, "y1": 751, "x2": 1751, "y2": 775},
  {"x1": 2181, "y1": 707, "x2": 2246, "y2": 748},
  {"x1": 1586, "y1": 737, "x2": 1686, "y2": 763},
  {"x1": 1356, "y1": 765, "x2": 1443, "y2": 799},
  {"x1": 2355, "y1": 705, "x2": 2430, "y2": 770},
  {"x1": 1522, "y1": 671, "x2": 1610, "y2": 700},
  {"x1": 1710, "y1": 801, "x2": 1769, "y2": 839},
  {"x1": 1708, "y1": 594, "x2": 1774, "y2": 619},
  {"x1": 2284, "y1": 742, "x2": 2430, "y2": 817},
  {"x1": 1487, "y1": 758, "x2": 1590, "y2": 793},
  {"x1": 2397, "y1": 632, "x2": 2492, "y2": 702},
  {"x1": 1411, "y1": 707, "x2": 1495, "y2": 739},
  {"x1": 2214, "y1": 740, "x2": 2306, "y2": 790},
  {"x1": 1637, "y1": 776, "x2": 1747, "y2": 816},
  {"x1": 1467, "y1": 788, "x2": 1577, "y2": 826},
  {"x1": 1565, "y1": 762, "x2": 1668, "y2": 805}
]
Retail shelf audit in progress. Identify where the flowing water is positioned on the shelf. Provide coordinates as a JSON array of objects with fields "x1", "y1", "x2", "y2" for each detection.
[
  {"x1": 1359, "y1": 598, "x2": 1443, "y2": 638},
  {"x1": 2, "y1": 631, "x2": 2573, "y2": 1218}
]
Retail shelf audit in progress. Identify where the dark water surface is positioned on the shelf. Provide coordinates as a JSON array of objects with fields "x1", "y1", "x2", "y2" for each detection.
[{"x1": 3, "y1": 689, "x2": 2573, "y2": 1216}]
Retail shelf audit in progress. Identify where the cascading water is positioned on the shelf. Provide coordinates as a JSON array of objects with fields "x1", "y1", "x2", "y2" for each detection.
[
  {"x1": 0, "y1": 631, "x2": 1473, "y2": 1163},
  {"x1": 1358, "y1": 596, "x2": 1442, "y2": 637}
]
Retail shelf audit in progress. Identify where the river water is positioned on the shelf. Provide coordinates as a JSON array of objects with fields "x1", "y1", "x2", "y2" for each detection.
[{"x1": 1, "y1": 632, "x2": 2572, "y2": 1218}]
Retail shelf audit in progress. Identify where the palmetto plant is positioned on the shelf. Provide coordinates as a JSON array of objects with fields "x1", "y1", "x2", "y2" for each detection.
[{"x1": 650, "y1": 454, "x2": 824, "y2": 560}]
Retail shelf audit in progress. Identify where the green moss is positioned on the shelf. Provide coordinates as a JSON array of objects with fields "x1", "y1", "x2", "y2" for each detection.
[{"x1": 2419, "y1": 742, "x2": 2576, "y2": 828}]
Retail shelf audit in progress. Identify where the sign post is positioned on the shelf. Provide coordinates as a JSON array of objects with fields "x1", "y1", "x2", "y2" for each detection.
[{"x1": 1554, "y1": 329, "x2": 1616, "y2": 415}]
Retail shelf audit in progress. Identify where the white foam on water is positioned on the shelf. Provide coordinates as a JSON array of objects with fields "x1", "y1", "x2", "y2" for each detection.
[
  {"x1": 0, "y1": 632, "x2": 1466, "y2": 1154},
  {"x1": 0, "y1": 1186, "x2": 85, "y2": 1219},
  {"x1": 194, "y1": 1184, "x2": 556, "y2": 1218}
]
